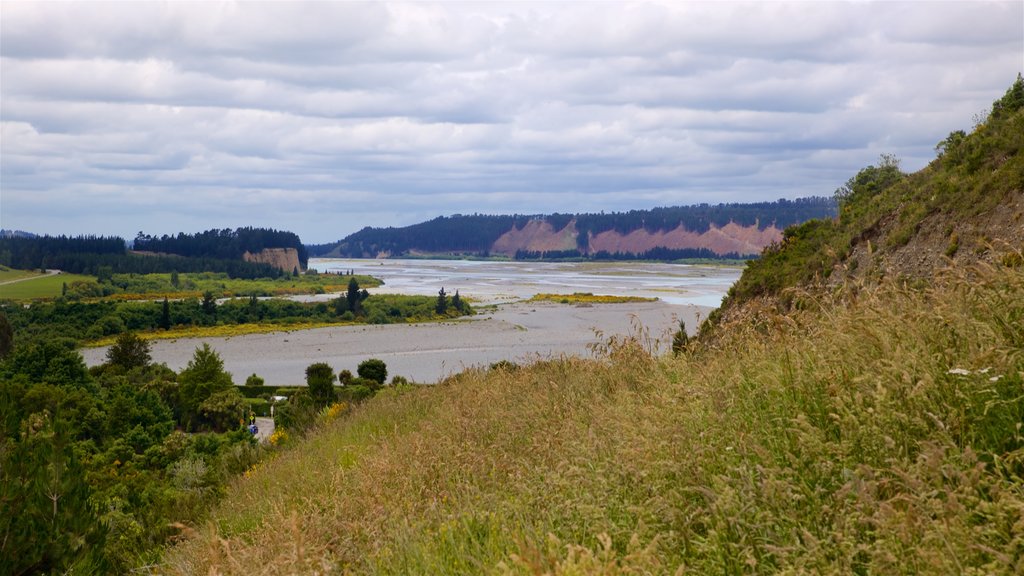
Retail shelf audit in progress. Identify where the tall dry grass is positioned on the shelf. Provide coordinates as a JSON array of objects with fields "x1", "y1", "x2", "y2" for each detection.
[{"x1": 159, "y1": 261, "x2": 1023, "y2": 575}]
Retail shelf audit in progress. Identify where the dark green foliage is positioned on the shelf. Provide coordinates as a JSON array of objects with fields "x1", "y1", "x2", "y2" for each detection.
[
  {"x1": 5, "y1": 290, "x2": 474, "y2": 346},
  {"x1": 0, "y1": 311, "x2": 12, "y2": 359},
  {"x1": 201, "y1": 291, "x2": 217, "y2": 316},
  {"x1": 177, "y1": 344, "x2": 234, "y2": 431},
  {"x1": 273, "y1": 388, "x2": 317, "y2": 433},
  {"x1": 133, "y1": 227, "x2": 308, "y2": 269},
  {"x1": 1, "y1": 341, "x2": 261, "y2": 572},
  {"x1": 990, "y1": 72, "x2": 1024, "y2": 120},
  {"x1": 451, "y1": 290, "x2": 463, "y2": 312},
  {"x1": 338, "y1": 369, "x2": 353, "y2": 385},
  {"x1": 671, "y1": 320, "x2": 689, "y2": 355},
  {"x1": 198, "y1": 388, "x2": 247, "y2": 432},
  {"x1": 436, "y1": 287, "x2": 448, "y2": 315},
  {"x1": 357, "y1": 358, "x2": 388, "y2": 385},
  {"x1": 305, "y1": 362, "x2": 337, "y2": 407},
  {"x1": 346, "y1": 277, "x2": 363, "y2": 315},
  {"x1": 2, "y1": 339, "x2": 91, "y2": 388},
  {"x1": 309, "y1": 198, "x2": 837, "y2": 258},
  {"x1": 159, "y1": 297, "x2": 171, "y2": 330},
  {"x1": 0, "y1": 410, "x2": 110, "y2": 575},
  {"x1": 245, "y1": 373, "x2": 264, "y2": 387},
  {"x1": 105, "y1": 331, "x2": 151, "y2": 371},
  {"x1": 0, "y1": 234, "x2": 285, "y2": 279}
]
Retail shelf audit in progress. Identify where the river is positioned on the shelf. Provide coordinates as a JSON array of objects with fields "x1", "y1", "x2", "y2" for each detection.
[{"x1": 81, "y1": 260, "x2": 742, "y2": 384}]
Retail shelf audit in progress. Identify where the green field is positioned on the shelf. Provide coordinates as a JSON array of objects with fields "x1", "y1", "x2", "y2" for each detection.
[
  {"x1": 0, "y1": 271, "x2": 96, "y2": 300},
  {"x1": 0, "y1": 267, "x2": 44, "y2": 283}
]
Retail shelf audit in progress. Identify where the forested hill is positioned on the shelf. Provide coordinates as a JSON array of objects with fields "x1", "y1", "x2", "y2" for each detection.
[
  {"x1": 133, "y1": 227, "x2": 308, "y2": 269},
  {"x1": 0, "y1": 227, "x2": 308, "y2": 279},
  {"x1": 309, "y1": 197, "x2": 836, "y2": 260}
]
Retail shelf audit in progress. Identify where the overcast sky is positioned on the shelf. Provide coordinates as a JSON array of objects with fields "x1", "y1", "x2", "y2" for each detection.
[{"x1": 2, "y1": 1, "x2": 1021, "y2": 244}]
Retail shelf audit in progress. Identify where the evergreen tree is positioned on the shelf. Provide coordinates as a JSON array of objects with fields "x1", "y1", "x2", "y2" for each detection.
[
  {"x1": 159, "y1": 297, "x2": 171, "y2": 330},
  {"x1": 436, "y1": 287, "x2": 448, "y2": 315},
  {"x1": 346, "y1": 277, "x2": 362, "y2": 314},
  {"x1": 451, "y1": 290, "x2": 463, "y2": 312},
  {"x1": 177, "y1": 344, "x2": 234, "y2": 430},
  {"x1": 105, "y1": 332, "x2": 151, "y2": 371},
  {"x1": 170, "y1": 270, "x2": 180, "y2": 288},
  {"x1": 0, "y1": 311, "x2": 13, "y2": 359}
]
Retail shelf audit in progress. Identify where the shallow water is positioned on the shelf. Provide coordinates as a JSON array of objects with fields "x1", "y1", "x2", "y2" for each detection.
[
  {"x1": 83, "y1": 260, "x2": 741, "y2": 384},
  {"x1": 310, "y1": 258, "x2": 741, "y2": 307}
]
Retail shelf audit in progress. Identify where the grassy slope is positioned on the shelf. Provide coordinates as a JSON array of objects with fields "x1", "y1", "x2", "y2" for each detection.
[
  {"x1": 0, "y1": 272, "x2": 96, "y2": 299},
  {"x1": 162, "y1": 262, "x2": 1023, "y2": 575},
  {"x1": 160, "y1": 85, "x2": 1024, "y2": 574}
]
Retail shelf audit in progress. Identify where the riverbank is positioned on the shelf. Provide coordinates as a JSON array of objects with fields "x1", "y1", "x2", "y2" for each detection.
[{"x1": 81, "y1": 300, "x2": 708, "y2": 384}]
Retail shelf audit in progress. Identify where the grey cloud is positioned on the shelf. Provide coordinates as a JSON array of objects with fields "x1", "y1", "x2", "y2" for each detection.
[{"x1": 1, "y1": 1, "x2": 1021, "y2": 244}]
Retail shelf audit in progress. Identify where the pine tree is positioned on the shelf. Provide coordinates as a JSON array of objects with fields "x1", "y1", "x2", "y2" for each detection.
[
  {"x1": 436, "y1": 287, "x2": 448, "y2": 315},
  {"x1": 159, "y1": 298, "x2": 171, "y2": 330}
]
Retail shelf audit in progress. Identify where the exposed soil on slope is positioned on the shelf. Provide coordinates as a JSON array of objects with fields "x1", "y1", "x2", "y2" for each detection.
[{"x1": 243, "y1": 247, "x2": 302, "y2": 273}]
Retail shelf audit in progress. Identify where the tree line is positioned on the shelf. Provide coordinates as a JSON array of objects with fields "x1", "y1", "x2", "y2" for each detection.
[
  {"x1": 134, "y1": 227, "x2": 309, "y2": 269},
  {"x1": 1, "y1": 229, "x2": 307, "y2": 279},
  {"x1": 309, "y1": 198, "x2": 836, "y2": 258}
]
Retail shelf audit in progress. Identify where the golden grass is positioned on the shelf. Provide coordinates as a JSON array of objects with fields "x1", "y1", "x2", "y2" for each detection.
[
  {"x1": 84, "y1": 321, "x2": 350, "y2": 347},
  {"x1": 529, "y1": 292, "x2": 658, "y2": 304},
  {"x1": 159, "y1": 261, "x2": 1024, "y2": 575}
]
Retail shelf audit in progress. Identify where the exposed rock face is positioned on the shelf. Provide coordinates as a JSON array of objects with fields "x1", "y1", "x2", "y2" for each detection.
[
  {"x1": 243, "y1": 248, "x2": 302, "y2": 273},
  {"x1": 489, "y1": 218, "x2": 781, "y2": 257},
  {"x1": 491, "y1": 220, "x2": 578, "y2": 255},
  {"x1": 588, "y1": 222, "x2": 782, "y2": 256}
]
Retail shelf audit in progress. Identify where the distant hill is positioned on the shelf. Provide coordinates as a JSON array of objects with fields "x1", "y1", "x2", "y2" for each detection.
[
  {"x1": 133, "y1": 227, "x2": 308, "y2": 271},
  {"x1": 0, "y1": 227, "x2": 308, "y2": 279},
  {"x1": 309, "y1": 198, "x2": 836, "y2": 260}
]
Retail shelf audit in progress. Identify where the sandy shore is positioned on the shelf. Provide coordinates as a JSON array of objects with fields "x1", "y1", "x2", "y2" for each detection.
[{"x1": 80, "y1": 301, "x2": 709, "y2": 385}]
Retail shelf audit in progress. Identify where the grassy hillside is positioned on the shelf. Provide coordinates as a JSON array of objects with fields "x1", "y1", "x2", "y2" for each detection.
[
  {"x1": 716, "y1": 76, "x2": 1023, "y2": 318},
  {"x1": 159, "y1": 79, "x2": 1024, "y2": 574},
  {"x1": 161, "y1": 262, "x2": 1023, "y2": 574}
]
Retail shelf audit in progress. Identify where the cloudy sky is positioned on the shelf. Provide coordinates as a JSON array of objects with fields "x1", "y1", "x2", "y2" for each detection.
[{"x1": 2, "y1": 1, "x2": 1021, "y2": 244}]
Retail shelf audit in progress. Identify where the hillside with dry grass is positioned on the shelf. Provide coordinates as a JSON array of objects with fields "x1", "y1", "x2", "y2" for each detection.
[{"x1": 158, "y1": 80, "x2": 1024, "y2": 574}]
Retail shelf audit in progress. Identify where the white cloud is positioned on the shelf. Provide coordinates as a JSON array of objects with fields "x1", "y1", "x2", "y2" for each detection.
[{"x1": 1, "y1": 1, "x2": 1021, "y2": 243}]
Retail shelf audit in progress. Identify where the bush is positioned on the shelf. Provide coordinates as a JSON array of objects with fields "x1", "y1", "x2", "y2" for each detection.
[
  {"x1": 357, "y1": 358, "x2": 387, "y2": 385},
  {"x1": 245, "y1": 373, "x2": 264, "y2": 387}
]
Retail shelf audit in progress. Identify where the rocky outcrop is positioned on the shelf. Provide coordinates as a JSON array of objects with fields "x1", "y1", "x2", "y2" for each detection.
[
  {"x1": 488, "y1": 219, "x2": 781, "y2": 257},
  {"x1": 491, "y1": 220, "x2": 579, "y2": 256},
  {"x1": 243, "y1": 248, "x2": 302, "y2": 273},
  {"x1": 588, "y1": 222, "x2": 782, "y2": 256}
]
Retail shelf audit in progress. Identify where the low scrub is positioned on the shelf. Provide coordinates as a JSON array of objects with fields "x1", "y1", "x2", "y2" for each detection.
[{"x1": 161, "y1": 261, "x2": 1024, "y2": 574}]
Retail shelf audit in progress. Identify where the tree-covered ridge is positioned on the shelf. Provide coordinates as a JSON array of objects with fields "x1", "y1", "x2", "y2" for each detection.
[
  {"x1": 134, "y1": 227, "x2": 309, "y2": 268},
  {"x1": 308, "y1": 197, "x2": 836, "y2": 259},
  {"x1": 0, "y1": 230, "x2": 305, "y2": 280}
]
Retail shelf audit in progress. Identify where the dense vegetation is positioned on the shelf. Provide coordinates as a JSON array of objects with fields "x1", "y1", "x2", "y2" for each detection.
[
  {"x1": 3, "y1": 278, "x2": 472, "y2": 346},
  {"x1": 134, "y1": 227, "x2": 309, "y2": 269},
  {"x1": 0, "y1": 234, "x2": 288, "y2": 280},
  {"x1": 0, "y1": 326, "x2": 405, "y2": 574},
  {"x1": 309, "y1": 197, "x2": 836, "y2": 259},
  {"x1": 0, "y1": 336, "x2": 263, "y2": 574}
]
